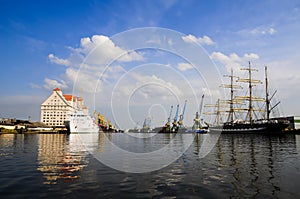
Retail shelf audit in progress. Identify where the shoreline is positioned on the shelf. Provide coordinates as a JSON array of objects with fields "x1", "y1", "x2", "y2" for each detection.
[
  {"x1": 0, "y1": 130, "x2": 69, "y2": 135},
  {"x1": 1, "y1": 129, "x2": 300, "y2": 135}
]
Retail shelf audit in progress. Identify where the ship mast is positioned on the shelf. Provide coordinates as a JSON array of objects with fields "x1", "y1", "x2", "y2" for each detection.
[
  {"x1": 217, "y1": 99, "x2": 221, "y2": 125},
  {"x1": 249, "y1": 62, "x2": 253, "y2": 123},
  {"x1": 204, "y1": 98, "x2": 229, "y2": 126},
  {"x1": 265, "y1": 66, "x2": 270, "y2": 120},
  {"x1": 237, "y1": 62, "x2": 262, "y2": 124},
  {"x1": 265, "y1": 66, "x2": 281, "y2": 120},
  {"x1": 221, "y1": 68, "x2": 242, "y2": 122}
]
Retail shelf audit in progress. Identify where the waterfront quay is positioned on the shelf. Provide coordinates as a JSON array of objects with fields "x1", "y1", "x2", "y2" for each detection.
[{"x1": 0, "y1": 117, "x2": 66, "y2": 134}]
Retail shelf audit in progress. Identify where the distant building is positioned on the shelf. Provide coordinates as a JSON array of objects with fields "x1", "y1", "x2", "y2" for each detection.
[
  {"x1": 294, "y1": 116, "x2": 300, "y2": 130},
  {"x1": 40, "y1": 88, "x2": 87, "y2": 127}
]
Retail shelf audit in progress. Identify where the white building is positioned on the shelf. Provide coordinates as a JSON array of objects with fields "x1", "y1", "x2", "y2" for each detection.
[
  {"x1": 295, "y1": 116, "x2": 300, "y2": 130},
  {"x1": 40, "y1": 88, "x2": 87, "y2": 127}
]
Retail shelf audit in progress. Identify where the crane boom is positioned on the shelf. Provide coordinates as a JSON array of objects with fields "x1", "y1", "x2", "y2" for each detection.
[
  {"x1": 167, "y1": 105, "x2": 173, "y2": 123},
  {"x1": 174, "y1": 104, "x2": 179, "y2": 122},
  {"x1": 199, "y1": 94, "x2": 205, "y2": 117},
  {"x1": 181, "y1": 100, "x2": 187, "y2": 120}
]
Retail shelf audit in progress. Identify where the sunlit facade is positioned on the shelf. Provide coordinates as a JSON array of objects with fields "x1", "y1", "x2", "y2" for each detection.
[{"x1": 40, "y1": 88, "x2": 87, "y2": 127}]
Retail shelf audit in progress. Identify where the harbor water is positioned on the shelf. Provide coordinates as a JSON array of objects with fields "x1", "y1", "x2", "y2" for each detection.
[{"x1": 0, "y1": 133, "x2": 300, "y2": 198}]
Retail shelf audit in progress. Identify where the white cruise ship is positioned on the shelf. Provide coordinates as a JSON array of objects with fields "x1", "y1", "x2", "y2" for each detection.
[{"x1": 65, "y1": 110, "x2": 99, "y2": 133}]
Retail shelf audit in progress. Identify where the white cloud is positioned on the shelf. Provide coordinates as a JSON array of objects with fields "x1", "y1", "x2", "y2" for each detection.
[
  {"x1": 177, "y1": 62, "x2": 193, "y2": 71},
  {"x1": 168, "y1": 38, "x2": 173, "y2": 46},
  {"x1": 210, "y1": 51, "x2": 260, "y2": 72},
  {"x1": 76, "y1": 35, "x2": 143, "y2": 65},
  {"x1": 263, "y1": 59, "x2": 300, "y2": 98},
  {"x1": 238, "y1": 26, "x2": 277, "y2": 36},
  {"x1": 268, "y1": 28, "x2": 276, "y2": 35},
  {"x1": 146, "y1": 36, "x2": 162, "y2": 45},
  {"x1": 250, "y1": 27, "x2": 277, "y2": 35},
  {"x1": 45, "y1": 34, "x2": 145, "y2": 95},
  {"x1": 182, "y1": 34, "x2": 215, "y2": 45},
  {"x1": 48, "y1": 54, "x2": 71, "y2": 66},
  {"x1": 244, "y1": 53, "x2": 260, "y2": 60},
  {"x1": 43, "y1": 78, "x2": 68, "y2": 90},
  {"x1": 49, "y1": 35, "x2": 143, "y2": 69},
  {"x1": 132, "y1": 73, "x2": 183, "y2": 97},
  {"x1": 65, "y1": 68, "x2": 103, "y2": 93},
  {"x1": 29, "y1": 83, "x2": 41, "y2": 89},
  {"x1": 249, "y1": 58, "x2": 300, "y2": 117},
  {"x1": 146, "y1": 35, "x2": 174, "y2": 47},
  {"x1": 110, "y1": 71, "x2": 185, "y2": 107},
  {"x1": 105, "y1": 65, "x2": 127, "y2": 80}
]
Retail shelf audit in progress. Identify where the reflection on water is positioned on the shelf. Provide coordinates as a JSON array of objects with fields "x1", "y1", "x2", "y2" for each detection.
[
  {"x1": 37, "y1": 134, "x2": 89, "y2": 184},
  {"x1": 0, "y1": 134, "x2": 16, "y2": 156},
  {"x1": 94, "y1": 132, "x2": 194, "y2": 173},
  {"x1": 0, "y1": 133, "x2": 299, "y2": 198},
  {"x1": 193, "y1": 134, "x2": 299, "y2": 198}
]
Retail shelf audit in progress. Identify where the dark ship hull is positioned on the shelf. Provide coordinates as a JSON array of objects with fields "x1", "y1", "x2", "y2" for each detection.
[
  {"x1": 128, "y1": 128, "x2": 153, "y2": 133},
  {"x1": 156, "y1": 126, "x2": 188, "y2": 133},
  {"x1": 99, "y1": 124, "x2": 122, "y2": 132},
  {"x1": 157, "y1": 126, "x2": 177, "y2": 133},
  {"x1": 209, "y1": 118, "x2": 290, "y2": 134}
]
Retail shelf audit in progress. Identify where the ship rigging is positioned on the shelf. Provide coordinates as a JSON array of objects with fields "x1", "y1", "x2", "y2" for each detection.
[{"x1": 207, "y1": 62, "x2": 289, "y2": 133}]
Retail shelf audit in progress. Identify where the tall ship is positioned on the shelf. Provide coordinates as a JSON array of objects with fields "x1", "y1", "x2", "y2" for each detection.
[
  {"x1": 65, "y1": 109, "x2": 99, "y2": 133},
  {"x1": 207, "y1": 62, "x2": 290, "y2": 134}
]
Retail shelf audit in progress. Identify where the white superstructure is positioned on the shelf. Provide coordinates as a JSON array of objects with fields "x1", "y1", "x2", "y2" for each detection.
[{"x1": 66, "y1": 110, "x2": 99, "y2": 133}]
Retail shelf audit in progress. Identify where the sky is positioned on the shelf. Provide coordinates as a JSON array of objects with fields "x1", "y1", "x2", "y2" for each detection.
[{"x1": 0, "y1": 0, "x2": 300, "y2": 129}]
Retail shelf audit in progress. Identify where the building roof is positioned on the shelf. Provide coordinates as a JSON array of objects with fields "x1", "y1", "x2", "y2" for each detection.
[
  {"x1": 53, "y1": 87, "x2": 61, "y2": 91},
  {"x1": 63, "y1": 94, "x2": 77, "y2": 101}
]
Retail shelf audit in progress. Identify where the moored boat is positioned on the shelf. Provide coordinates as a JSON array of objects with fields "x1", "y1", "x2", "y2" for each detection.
[
  {"x1": 65, "y1": 110, "x2": 99, "y2": 133},
  {"x1": 207, "y1": 62, "x2": 290, "y2": 134},
  {"x1": 210, "y1": 118, "x2": 290, "y2": 134}
]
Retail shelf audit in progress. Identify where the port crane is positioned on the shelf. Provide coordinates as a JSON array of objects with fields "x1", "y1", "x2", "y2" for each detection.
[
  {"x1": 178, "y1": 100, "x2": 187, "y2": 127},
  {"x1": 192, "y1": 94, "x2": 205, "y2": 131},
  {"x1": 171, "y1": 104, "x2": 180, "y2": 132},
  {"x1": 165, "y1": 105, "x2": 173, "y2": 129}
]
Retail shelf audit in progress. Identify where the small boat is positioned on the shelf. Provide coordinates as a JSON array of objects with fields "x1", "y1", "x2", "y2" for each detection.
[
  {"x1": 65, "y1": 110, "x2": 99, "y2": 133},
  {"x1": 194, "y1": 128, "x2": 209, "y2": 133}
]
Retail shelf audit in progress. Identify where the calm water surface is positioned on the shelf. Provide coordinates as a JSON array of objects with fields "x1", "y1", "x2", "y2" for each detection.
[{"x1": 0, "y1": 133, "x2": 299, "y2": 198}]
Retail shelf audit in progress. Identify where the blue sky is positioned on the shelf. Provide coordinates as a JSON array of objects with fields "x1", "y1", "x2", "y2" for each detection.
[{"x1": 0, "y1": 0, "x2": 299, "y2": 128}]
